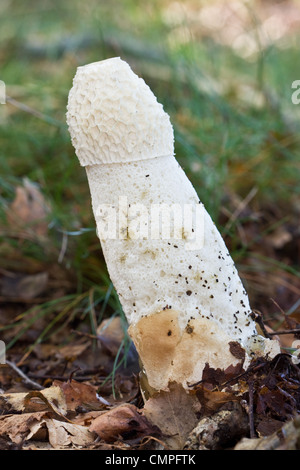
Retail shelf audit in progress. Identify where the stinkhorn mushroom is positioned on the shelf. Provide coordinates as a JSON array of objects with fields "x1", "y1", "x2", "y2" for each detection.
[{"x1": 66, "y1": 57, "x2": 280, "y2": 392}]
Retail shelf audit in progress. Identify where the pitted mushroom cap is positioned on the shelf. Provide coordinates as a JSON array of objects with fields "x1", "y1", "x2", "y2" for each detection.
[{"x1": 66, "y1": 57, "x2": 174, "y2": 166}]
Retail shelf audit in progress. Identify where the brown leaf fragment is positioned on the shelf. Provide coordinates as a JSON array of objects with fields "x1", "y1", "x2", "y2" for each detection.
[
  {"x1": 234, "y1": 416, "x2": 300, "y2": 450},
  {"x1": 223, "y1": 362, "x2": 245, "y2": 383},
  {"x1": 53, "y1": 379, "x2": 103, "y2": 411},
  {"x1": 0, "y1": 412, "x2": 96, "y2": 449},
  {"x1": 72, "y1": 410, "x2": 107, "y2": 427},
  {"x1": 143, "y1": 383, "x2": 199, "y2": 450},
  {"x1": 56, "y1": 342, "x2": 90, "y2": 361},
  {"x1": 256, "y1": 416, "x2": 285, "y2": 437},
  {"x1": 256, "y1": 384, "x2": 296, "y2": 419},
  {"x1": 0, "y1": 385, "x2": 67, "y2": 416},
  {"x1": 0, "y1": 411, "x2": 49, "y2": 445},
  {"x1": 245, "y1": 353, "x2": 300, "y2": 428},
  {"x1": 89, "y1": 403, "x2": 159, "y2": 444},
  {"x1": 195, "y1": 385, "x2": 238, "y2": 416},
  {"x1": 44, "y1": 418, "x2": 96, "y2": 449},
  {"x1": 199, "y1": 362, "x2": 244, "y2": 389}
]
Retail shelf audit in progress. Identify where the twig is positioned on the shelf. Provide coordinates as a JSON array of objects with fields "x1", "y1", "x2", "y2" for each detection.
[
  {"x1": 6, "y1": 359, "x2": 43, "y2": 390},
  {"x1": 89, "y1": 288, "x2": 98, "y2": 337},
  {"x1": 250, "y1": 310, "x2": 272, "y2": 339},
  {"x1": 68, "y1": 366, "x2": 82, "y2": 382},
  {"x1": 224, "y1": 186, "x2": 258, "y2": 232},
  {"x1": 270, "y1": 298, "x2": 300, "y2": 328},
  {"x1": 58, "y1": 230, "x2": 68, "y2": 264},
  {"x1": 219, "y1": 361, "x2": 266, "y2": 390},
  {"x1": 0, "y1": 296, "x2": 49, "y2": 304},
  {"x1": 6, "y1": 95, "x2": 64, "y2": 128},
  {"x1": 251, "y1": 308, "x2": 300, "y2": 336},
  {"x1": 28, "y1": 373, "x2": 104, "y2": 382},
  {"x1": 268, "y1": 328, "x2": 300, "y2": 336},
  {"x1": 71, "y1": 329, "x2": 98, "y2": 340},
  {"x1": 270, "y1": 297, "x2": 288, "y2": 317}
]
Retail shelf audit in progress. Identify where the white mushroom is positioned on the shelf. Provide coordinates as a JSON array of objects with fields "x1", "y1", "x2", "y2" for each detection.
[{"x1": 66, "y1": 57, "x2": 280, "y2": 392}]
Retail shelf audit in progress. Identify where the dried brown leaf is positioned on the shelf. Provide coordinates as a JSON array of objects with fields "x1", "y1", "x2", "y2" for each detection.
[
  {"x1": 43, "y1": 418, "x2": 95, "y2": 448},
  {"x1": 0, "y1": 412, "x2": 95, "y2": 449},
  {"x1": 195, "y1": 385, "x2": 238, "y2": 416},
  {"x1": 0, "y1": 385, "x2": 67, "y2": 416},
  {"x1": 200, "y1": 362, "x2": 244, "y2": 389},
  {"x1": 0, "y1": 411, "x2": 49, "y2": 444},
  {"x1": 53, "y1": 379, "x2": 103, "y2": 411},
  {"x1": 89, "y1": 403, "x2": 159, "y2": 443},
  {"x1": 143, "y1": 383, "x2": 199, "y2": 450},
  {"x1": 56, "y1": 342, "x2": 90, "y2": 360}
]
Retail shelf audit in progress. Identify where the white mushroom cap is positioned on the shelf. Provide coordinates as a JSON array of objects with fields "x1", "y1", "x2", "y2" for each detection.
[{"x1": 67, "y1": 57, "x2": 174, "y2": 166}]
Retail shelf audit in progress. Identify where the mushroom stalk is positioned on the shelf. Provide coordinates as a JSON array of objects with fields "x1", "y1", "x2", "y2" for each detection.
[{"x1": 67, "y1": 57, "x2": 280, "y2": 392}]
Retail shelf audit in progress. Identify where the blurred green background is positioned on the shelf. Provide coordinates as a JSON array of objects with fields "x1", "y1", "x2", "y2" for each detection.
[{"x1": 0, "y1": 0, "x2": 300, "y2": 356}]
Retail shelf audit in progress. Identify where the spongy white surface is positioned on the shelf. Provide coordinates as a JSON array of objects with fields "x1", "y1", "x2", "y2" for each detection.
[
  {"x1": 66, "y1": 58, "x2": 174, "y2": 166},
  {"x1": 86, "y1": 156, "x2": 259, "y2": 351},
  {"x1": 67, "y1": 58, "x2": 280, "y2": 383}
]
